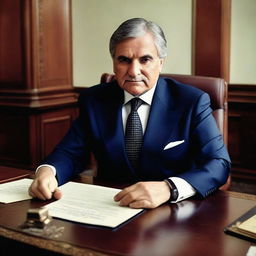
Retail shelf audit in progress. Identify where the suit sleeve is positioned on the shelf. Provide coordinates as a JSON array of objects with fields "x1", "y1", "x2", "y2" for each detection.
[
  {"x1": 177, "y1": 93, "x2": 231, "y2": 197},
  {"x1": 40, "y1": 93, "x2": 91, "y2": 185}
]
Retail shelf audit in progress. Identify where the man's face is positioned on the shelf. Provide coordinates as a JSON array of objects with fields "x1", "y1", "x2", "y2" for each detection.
[{"x1": 113, "y1": 33, "x2": 164, "y2": 96}]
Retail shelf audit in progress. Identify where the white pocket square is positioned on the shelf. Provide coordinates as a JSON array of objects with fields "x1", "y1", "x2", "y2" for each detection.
[{"x1": 164, "y1": 140, "x2": 185, "y2": 150}]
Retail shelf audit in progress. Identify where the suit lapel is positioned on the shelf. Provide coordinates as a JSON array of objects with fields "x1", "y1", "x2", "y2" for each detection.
[
  {"x1": 94, "y1": 82, "x2": 136, "y2": 177},
  {"x1": 141, "y1": 78, "x2": 179, "y2": 170}
]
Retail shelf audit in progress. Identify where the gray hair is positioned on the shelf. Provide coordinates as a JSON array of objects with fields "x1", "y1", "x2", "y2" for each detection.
[{"x1": 109, "y1": 18, "x2": 167, "y2": 59}]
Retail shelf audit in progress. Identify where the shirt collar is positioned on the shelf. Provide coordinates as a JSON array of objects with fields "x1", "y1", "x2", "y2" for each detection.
[{"x1": 123, "y1": 83, "x2": 157, "y2": 106}]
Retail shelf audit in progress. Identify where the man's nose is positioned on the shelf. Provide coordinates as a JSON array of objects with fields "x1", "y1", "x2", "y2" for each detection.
[{"x1": 127, "y1": 61, "x2": 141, "y2": 77}]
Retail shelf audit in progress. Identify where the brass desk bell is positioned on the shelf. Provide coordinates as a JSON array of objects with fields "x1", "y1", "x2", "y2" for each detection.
[
  {"x1": 25, "y1": 207, "x2": 52, "y2": 228},
  {"x1": 21, "y1": 207, "x2": 64, "y2": 239}
]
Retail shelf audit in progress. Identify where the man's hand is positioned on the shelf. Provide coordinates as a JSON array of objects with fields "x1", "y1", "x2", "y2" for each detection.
[
  {"x1": 29, "y1": 166, "x2": 62, "y2": 200},
  {"x1": 114, "y1": 181, "x2": 171, "y2": 209}
]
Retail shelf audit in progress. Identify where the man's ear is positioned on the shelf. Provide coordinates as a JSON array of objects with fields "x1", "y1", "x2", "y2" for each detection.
[
  {"x1": 112, "y1": 62, "x2": 116, "y2": 75},
  {"x1": 112, "y1": 57, "x2": 118, "y2": 75},
  {"x1": 159, "y1": 58, "x2": 165, "y2": 72}
]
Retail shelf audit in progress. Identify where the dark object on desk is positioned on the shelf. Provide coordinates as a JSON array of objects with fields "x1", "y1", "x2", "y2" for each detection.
[
  {"x1": 224, "y1": 205, "x2": 256, "y2": 243},
  {"x1": 21, "y1": 208, "x2": 65, "y2": 240},
  {"x1": 24, "y1": 208, "x2": 52, "y2": 229}
]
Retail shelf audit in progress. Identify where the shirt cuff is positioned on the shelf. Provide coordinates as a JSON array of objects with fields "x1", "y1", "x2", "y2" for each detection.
[
  {"x1": 35, "y1": 164, "x2": 56, "y2": 176},
  {"x1": 169, "y1": 177, "x2": 196, "y2": 203}
]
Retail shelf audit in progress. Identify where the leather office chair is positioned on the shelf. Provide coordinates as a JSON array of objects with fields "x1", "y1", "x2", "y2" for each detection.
[{"x1": 100, "y1": 73, "x2": 231, "y2": 190}]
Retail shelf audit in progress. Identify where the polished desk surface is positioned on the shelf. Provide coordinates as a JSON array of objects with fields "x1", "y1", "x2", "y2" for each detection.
[{"x1": 0, "y1": 169, "x2": 255, "y2": 256}]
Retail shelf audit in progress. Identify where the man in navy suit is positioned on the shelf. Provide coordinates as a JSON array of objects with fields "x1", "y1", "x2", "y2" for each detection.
[{"x1": 29, "y1": 18, "x2": 230, "y2": 209}]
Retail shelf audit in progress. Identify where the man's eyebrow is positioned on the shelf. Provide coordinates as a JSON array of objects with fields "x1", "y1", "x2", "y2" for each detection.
[
  {"x1": 116, "y1": 54, "x2": 154, "y2": 62},
  {"x1": 116, "y1": 55, "x2": 131, "y2": 61},
  {"x1": 140, "y1": 54, "x2": 154, "y2": 59}
]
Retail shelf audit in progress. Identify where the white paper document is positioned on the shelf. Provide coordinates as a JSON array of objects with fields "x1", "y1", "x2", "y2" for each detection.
[
  {"x1": 0, "y1": 178, "x2": 33, "y2": 203},
  {"x1": 247, "y1": 246, "x2": 256, "y2": 256},
  {"x1": 45, "y1": 182, "x2": 143, "y2": 228}
]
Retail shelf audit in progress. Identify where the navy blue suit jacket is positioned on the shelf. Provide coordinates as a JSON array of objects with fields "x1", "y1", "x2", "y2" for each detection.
[{"x1": 43, "y1": 77, "x2": 231, "y2": 197}]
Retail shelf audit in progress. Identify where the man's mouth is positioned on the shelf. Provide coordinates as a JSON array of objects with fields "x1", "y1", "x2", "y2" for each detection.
[{"x1": 125, "y1": 80, "x2": 143, "y2": 83}]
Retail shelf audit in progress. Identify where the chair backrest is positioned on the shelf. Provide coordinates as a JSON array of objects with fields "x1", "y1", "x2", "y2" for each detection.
[{"x1": 100, "y1": 73, "x2": 228, "y2": 146}]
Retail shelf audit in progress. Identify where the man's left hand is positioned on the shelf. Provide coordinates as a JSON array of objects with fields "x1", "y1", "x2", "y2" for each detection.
[{"x1": 114, "y1": 181, "x2": 171, "y2": 209}]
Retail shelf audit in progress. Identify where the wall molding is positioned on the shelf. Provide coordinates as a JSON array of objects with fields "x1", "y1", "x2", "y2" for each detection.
[{"x1": 229, "y1": 84, "x2": 256, "y2": 104}]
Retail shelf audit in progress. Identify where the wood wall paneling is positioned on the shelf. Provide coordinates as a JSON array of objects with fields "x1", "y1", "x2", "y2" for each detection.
[
  {"x1": 40, "y1": 109, "x2": 76, "y2": 158},
  {"x1": 0, "y1": 0, "x2": 77, "y2": 170},
  {"x1": 0, "y1": 0, "x2": 74, "y2": 103},
  {"x1": 228, "y1": 85, "x2": 256, "y2": 180},
  {"x1": 241, "y1": 112, "x2": 256, "y2": 169},
  {"x1": 228, "y1": 113, "x2": 241, "y2": 165},
  {"x1": 193, "y1": 0, "x2": 231, "y2": 82},
  {"x1": 0, "y1": 110, "x2": 30, "y2": 168},
  {"x1": 194, "y1": 0, "x2": 256, "y2": 181},
  {"x1": 35, "y1": 0, "x2": 72, "y2": 89},
  {"x1": 0, "y1": 106, "x2": 78, "y2": 170},
  {"x1": 0, "y1": 0, "x2": 24, "y2": 88}
]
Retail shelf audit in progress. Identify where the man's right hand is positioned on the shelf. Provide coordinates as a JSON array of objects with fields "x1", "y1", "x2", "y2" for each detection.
[{"x1": 28, "y1": 166, "x2": 62, "y2": 200}]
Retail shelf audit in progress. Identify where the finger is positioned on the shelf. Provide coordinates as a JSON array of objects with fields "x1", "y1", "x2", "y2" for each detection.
[
  {"x1": 48, "y1": 180, "x2": 57, "y2": 193},
  {"x1": 114, "y1": 186, "x2": 133, "y2": 202},
  {"x1": 28, "y1": 187, "x2": 36, "y2": 198},
  {"x1": 29, "y1": 180, "x2": 47, "y2": 200},
  {"x1": 114, "y1": 182, "x2": 142, "y2": 202},
  {"x1": 37, "y1": 180, "x2": 54, "y2": 200},
  {"x1": 129, "y1": 199, "x2": 152, "y2": 209},
  {"x1": 30, "y1": 179, "x2": 53, "y2": 200},
  {"x1": 53, "y1": 189, "x2": 62, "y2": 200},
  {"x1": 119, "y1": 195, "x2": 136, "y2": 206},
  {"x1": 29, "y1": 185, "x2": 47, "y2": 200},
  {"x1": 118, "y1": 189, "x2": 145, "y2": 206}
]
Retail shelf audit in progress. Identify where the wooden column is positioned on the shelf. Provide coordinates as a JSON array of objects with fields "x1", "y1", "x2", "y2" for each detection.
[
  {"x1": 193, "y1": 0, "x2": 256, "y2": 181},
  {"x1": 0, "y1": 0, "x2": 78, "y2": 170},
  {"x1": 193, "y1": 0, "x2": 231, "y2": 82}
]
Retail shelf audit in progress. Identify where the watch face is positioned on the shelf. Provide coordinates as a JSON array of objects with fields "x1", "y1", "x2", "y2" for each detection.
[{"x1": 171, "y1": 188, "x2": 178, "y2": 201}]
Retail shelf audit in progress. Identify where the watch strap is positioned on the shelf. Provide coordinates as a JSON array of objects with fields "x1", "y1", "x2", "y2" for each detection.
[{"x1": 165, "y1": 178, "x2": 179, "y2": 201}]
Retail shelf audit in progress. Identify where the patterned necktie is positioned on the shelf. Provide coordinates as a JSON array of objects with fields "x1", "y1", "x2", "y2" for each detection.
[{"x1": 125, "y1": 98, "x2": 143, "y2": 170}]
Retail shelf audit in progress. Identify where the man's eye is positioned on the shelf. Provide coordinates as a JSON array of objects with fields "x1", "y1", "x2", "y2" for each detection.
[
  {"x1": 140, "y1": 57, "x2": 152, "y2": 63},
  {"x1": 117, "y1": 56, "x2": 131, "y2": 63}
]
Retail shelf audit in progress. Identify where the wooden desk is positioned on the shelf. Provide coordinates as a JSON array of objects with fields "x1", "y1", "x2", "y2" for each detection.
[
  {"x1": 0, "y1": 166, "x2": 31, "y2": 183},
  {"x1": 0, "y1": 172, "x2": 255, "y2": 256}
]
